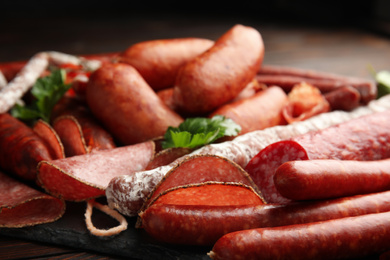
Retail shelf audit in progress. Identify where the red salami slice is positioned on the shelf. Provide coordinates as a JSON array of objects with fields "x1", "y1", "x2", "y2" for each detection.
[
  {"x1": 52, "y1": 115, "x2": 89, "y2": 157},
  {"x1": 139, "y1": 182, "x2": 264, "y2": 245},
  {"x1": 245, "y1": 109, "x2": 390, "y2": 204},
  {"x1": 0, "y1": 171, "x2": 65, "y2": 227},
  {"x1": 136, "y1": 154, "x2": 262, "y2": 217},
  {"x1": 106, "y1": 95, "x2": 390, "y2": 217},
  {"x1": 144, "y1": 147, "x2": 193, "y2": 170},
  {"x1": 37, "y1": 141, "x2": 155, "y2": 201},
  {"x1": 32, "y1": 119, "x2": 65, "y2": 160},
  {"x1": 51, "y1": 96, "x2": 116, "y2": 153}
]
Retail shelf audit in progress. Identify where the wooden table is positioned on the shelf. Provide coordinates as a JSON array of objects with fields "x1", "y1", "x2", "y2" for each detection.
[{"x1": 1, "y1": 6, "x2": 390, "y2": 260}]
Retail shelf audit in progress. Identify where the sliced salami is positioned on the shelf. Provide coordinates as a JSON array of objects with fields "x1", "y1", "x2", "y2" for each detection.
[
  {"x1": 245, "y1": 109, "x2": 390, "y2": 204},
  {"x1": 0, "y1": 171, "x2": 65, "y2": 227},
  {"x1": 139, "y1": 182, "x2": 264, "y2": 245},
  {"x1": 136, "y1": 154, "x2": 262, "y2": 218},
  {"x1": 37, "y1": 141, "x2": 155, "y2": 201}
]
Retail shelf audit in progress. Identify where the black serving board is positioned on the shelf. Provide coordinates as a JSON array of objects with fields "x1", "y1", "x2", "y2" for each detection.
[{"x1": 0, "y1": 200, "x2": 212, "y2": 260}]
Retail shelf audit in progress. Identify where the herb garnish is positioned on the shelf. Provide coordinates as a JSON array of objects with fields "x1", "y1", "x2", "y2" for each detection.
[
  {"x1": 161, "y1": 115, "x2": 241, "y2": 149},
  {"x1": 11, "y1": 69, "x2": 71, "y2": 123}
]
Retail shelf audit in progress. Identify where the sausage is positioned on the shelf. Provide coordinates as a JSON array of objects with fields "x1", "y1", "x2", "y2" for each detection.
[
  {"x1": 105, "y1": 95, "x2": 390, "y2": 217},
  {"x1": 209, "y1": 210, "x2": 390, "y2": 260},
  {"x1": 274, "y1": 159, "x2": 390, "y2": 200},
  {"x1": 140, "y1": 190, "x2": 390, "y2": 246},
  {"x1": 0, "y1": 113, "x2": 53, "y2": 180},
  {"x1": 86, "y1": 62, "x2": 184, "y2": 145},
  {"x1": 323, "y1": 85, "x2": 361, "y2": 111},
  {"x1": 37, "y1": 141, "x2": 155, "y2": 201},
  {"x1": 245, "y1": 109, "x2": 390, "y2": 204},
  {"x1": 172, "y1": 24, "x2": 265, "y2": 115},
  {"x1": 0, "y1": 170, "x2": 65, "y2": 227},
  {"x1": 209, "y1": 86, "x2": 288, "y2": 135},
  {"x1": 257, "y1": 64, "x2": 377, "y2": 104},
  {"x1": 119, "y1": 38, "x2": 214, "y2": 90}
]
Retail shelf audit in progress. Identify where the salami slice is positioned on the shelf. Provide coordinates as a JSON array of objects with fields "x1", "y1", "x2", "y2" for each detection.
[
  {"x1": 136, "y1": 154, "x2": 262, "y2": 218},
  {"x1": 37, "y1": 141, "x2": 155, "y2": 201},
  {"x1": 32, "y1": 119, "x2": 65, "y2": 160},
  {"x1": 139, "y1": 182, "x2": 264, "y2": 245},
  {"x1": 245, "y1": 109, "x2": 390, "y2": 204},
  {"x1": 105, "y1": 95, "x2": 390, "y2": 217},
  {"x1": 51, "y1": 96, "x2": 116, "y2": 153},
  {"x1": 0, "y1": 171, "x2": 65, "y2": 227},
  {"x1": 52, "y1": 115, "x2": 89, "y2": 157}
]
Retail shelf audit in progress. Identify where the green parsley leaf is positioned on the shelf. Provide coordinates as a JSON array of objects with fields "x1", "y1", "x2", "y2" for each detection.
[
  {"x1": 367, "y1": 64, "x2": 390, "y2": 99},
  {"x1": 376, "y1": 70, "x2": 390, "y2": 98},
  {"x1": 11, "y1": 69, "x2": 71, "y2": 123},
  {"x1": 161, "y1": 115, "x2": 241, "y2": 149}
]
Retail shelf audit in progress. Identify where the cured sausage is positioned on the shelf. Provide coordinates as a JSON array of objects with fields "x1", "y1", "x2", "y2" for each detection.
[
  {"x1": 37, "y1": 141, "x2": 155, "y2": 201},
  {"x1": 257, "y1": 64, "x2": 377, "y2": 104},
  {"x1": 209, "y1": 210, "x2": 390, "y2": 260},
  {"x1": 32, "y1": 119, "x2": 65, "y2": 160},
  {"x1": 245, "y1": 109, "x2": 390, "y2": 204},
  {"x1": 323, "y1": 85, "x2": 361, "y2": 111},
  {"x1": 119, "y1": 38, "x2": 214, "y2": 90},
  {"x1": 172, "y1": 24, "x2": 265, "y2": 115},
  {"x1": 274, "y1": 158, "x2": 390, "y2": 200},
  {"x1": 0, "y1": 113, "x2": 53, "y2": 180},
  {"x1": 0, "y1": 170, "x2": 65, "y2": 227},
  {"x1": 140, "y1": 190, "x2": 390, "y2": 246},
  {"x1": 209, "y1": 86, "x2": 288, "y2": 135},
  {"x1": 86, "y1": 62, "x2": 184, "y2": 145},
  {"x1": 105, "y1": 95, "x2": 390, "y2": 217}
]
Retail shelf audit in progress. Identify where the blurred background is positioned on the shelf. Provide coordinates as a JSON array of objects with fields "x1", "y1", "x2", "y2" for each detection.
[{"x1": 1, "y1": 0, "x2": 390, "y2": 76}]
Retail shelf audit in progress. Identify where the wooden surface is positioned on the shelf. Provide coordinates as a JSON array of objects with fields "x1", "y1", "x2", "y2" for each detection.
[{"x1": 1, "y1": 5, "x2": 390, "y2": 260}]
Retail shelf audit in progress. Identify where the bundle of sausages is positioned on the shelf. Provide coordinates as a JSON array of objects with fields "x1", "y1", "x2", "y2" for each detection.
[{"x1": 1, "y1": 23, "x2": 389, "y2": 259}]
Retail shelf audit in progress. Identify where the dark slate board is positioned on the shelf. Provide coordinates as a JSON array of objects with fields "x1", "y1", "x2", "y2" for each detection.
[{"x1": 0, "y1": 199, "x2": 211, "y2": 259}]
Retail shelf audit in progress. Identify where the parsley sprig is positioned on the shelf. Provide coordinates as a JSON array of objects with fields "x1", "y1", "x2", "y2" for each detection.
[
  {"x1": 11, "y1": 69, "x2": 71, "y2": 123},
  {"x1": 162, "y1": 115, "x2": 241, "y2": 149},
  {"x1": 368, "y1": 64, "x2": 390, "y2": 99}
]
